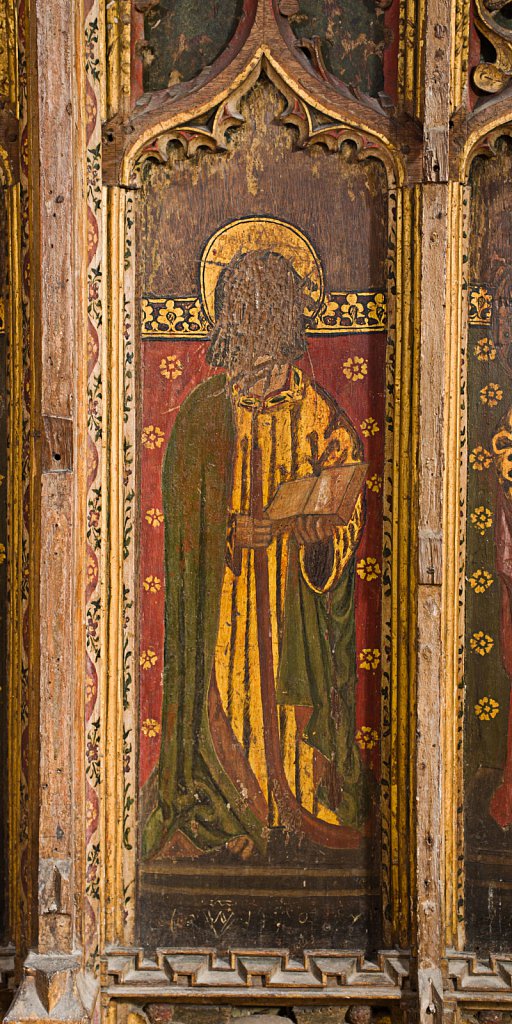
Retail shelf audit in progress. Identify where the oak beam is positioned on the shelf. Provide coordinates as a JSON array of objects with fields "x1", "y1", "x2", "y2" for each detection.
[{"x1": 5, "y1": 0, "x2": 97, "y2": 1016}]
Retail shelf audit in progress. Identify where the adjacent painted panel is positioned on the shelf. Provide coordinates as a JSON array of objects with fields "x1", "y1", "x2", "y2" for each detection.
[{"x1": 465, "y1": 139, "x2": 512, "y2": 950}]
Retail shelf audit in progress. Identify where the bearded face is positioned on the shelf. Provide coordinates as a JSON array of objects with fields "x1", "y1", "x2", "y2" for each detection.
[{"x1": 206, "y1": 249, "x2": 309, "y2": 389}]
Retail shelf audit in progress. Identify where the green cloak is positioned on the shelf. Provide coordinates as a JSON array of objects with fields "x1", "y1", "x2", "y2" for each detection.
[{"x1": 142, "y1": 374, "x2": 369, "y2": 858}]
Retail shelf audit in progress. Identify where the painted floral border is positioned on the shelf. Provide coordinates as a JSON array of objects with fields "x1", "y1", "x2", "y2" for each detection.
[{"x1": 141, "y1": 291, "x2": 388, "y2": 339}]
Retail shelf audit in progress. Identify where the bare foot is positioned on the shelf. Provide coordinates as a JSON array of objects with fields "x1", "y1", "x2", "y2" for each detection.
[{"x1": 225, "y1": 836, "x2": 255, "y2": 861}]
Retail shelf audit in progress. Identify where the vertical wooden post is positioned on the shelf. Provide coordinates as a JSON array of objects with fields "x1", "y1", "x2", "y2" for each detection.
[
  {"x1": 413, "y1": 0, "x2": 453, "y2": 1020},
  {"x1": 4, "y1": 0, "x2": 96, "y2": 1018},
  {"x1": 415, "y1": 182, "x2": 448, "y2": 1017},
  {"x1": 31, "y1": 0, "x2": 81, "y2": 957}
]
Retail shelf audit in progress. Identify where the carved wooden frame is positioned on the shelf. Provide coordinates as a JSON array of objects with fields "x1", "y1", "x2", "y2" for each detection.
[
  {"x1": 92, "y1": 0, "x2": 512, "y2": 1016},
  {"x1": 0, "y1": 0, "x2": 30, "y2": 987},
  {"x1": 92, "y1": 3, "x2": 419, "y2": 1015}
]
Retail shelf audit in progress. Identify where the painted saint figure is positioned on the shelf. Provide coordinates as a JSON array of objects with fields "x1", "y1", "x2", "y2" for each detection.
[
  {"x1": 143, "y1": 238, "x2": 371, "y2": 861},
  {"x1": 490, "y1": 402, "x2": 512, "y2": 826}
]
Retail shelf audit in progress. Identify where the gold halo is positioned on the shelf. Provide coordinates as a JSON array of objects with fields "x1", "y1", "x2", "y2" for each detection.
[{"x1": 199, "y1": 216, "x2": 324, "y2": 324}]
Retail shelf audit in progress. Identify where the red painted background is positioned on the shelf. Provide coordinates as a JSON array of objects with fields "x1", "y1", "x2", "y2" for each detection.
[{"x1": 139, "y1": 332, "x2": 386, "y2": 791}]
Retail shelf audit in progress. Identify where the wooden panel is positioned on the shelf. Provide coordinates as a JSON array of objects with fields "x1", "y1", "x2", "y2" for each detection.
[
  {"x1": 135, "y1": 78, "x2": 390, "y2": 954},
  {"x1": 465, "y1": 139, "x2": 512, "y2": 952}
]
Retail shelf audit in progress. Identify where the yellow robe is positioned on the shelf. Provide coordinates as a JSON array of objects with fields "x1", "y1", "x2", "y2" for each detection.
[
  {"x1": 493, "y1": 404, "x2": 512, "y2": 496},
  {"x1": 214, "y1": 367, "x2": 364, "y2": 825}
]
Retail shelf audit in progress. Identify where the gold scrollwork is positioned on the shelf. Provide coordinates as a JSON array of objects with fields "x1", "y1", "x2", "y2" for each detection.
[
  {"x1": 141, "y1": 298, "x2": 209, "y2": 337},
  {"x1": 141, "y1": 291, "x2": 388, "y2": 339},
  {"x1": 472, "y1": 0, "x2": 512, "y2": 95},
  {"x1": 0, "y1": 0, "x2": 17, "y2": 107},
  {"x1": 318, "y1": 291, "x2": 387, "y2": 332},
  {"x1": 468, "y1": 285, "x2": 493, "y2": 324}
]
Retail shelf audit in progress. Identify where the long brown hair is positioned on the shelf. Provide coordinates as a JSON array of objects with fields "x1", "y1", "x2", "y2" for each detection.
[{"x1": 206, "y1": 249, "x2": 309, "y2": 370}]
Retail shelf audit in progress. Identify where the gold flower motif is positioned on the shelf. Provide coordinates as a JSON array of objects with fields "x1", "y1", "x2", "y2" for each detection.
[
  {"x1": 359, "y1": 648, "x2": 381, "y2": 671},
  {"x1": 145, "y1": 507, "x2": 164, "y2": 527},
  {"x1": 143, "y1": 575, "x2": 162, "y2": 593},
  {"x1": 366, "y1": 474, "x2": 383, "y2": 494},
  {"x1": 160, "y1": 355, "x2": 183, "y2": 380},
  {"x1": 87, "y1": 554, "x2": 97, "y2": 583},
  {"x1": 470, "y1": 505, "x2": 493, "y2": 535},
  {"x1": 468, "y1": 568, "x2": 494, "y2": 593},
  {"x1": 360, "y1": 417, "x2": 379, "y2": 437},
  {"x1": 469, "y1": 445, "x2": 492, "y2": 471},
  {"x1": 141, "y1": 717, "x2": 161, "y2": 737},
  {"x1": 474, "y1": 337, "x2": 496, "y2": 361},
  {"x1": 340, "y1": 293, "x2": 365, "y2": 320},
  {"x1": 86, "y1": 800, "x2": 96, "y2": 827},
  {"x1": 480, "y1": 383, "x2": 503, "y2": 408},
  {"x1": 142, "y1": 425, "x2": 165, "y2": 450},
  {"x1": 157, "y1": 303, "x2": 183, "y2": 328},
  {"x1": 356, "y1": 725, "x2": 379, "y2": 750},
  {"x1": 366, "y1": 293, "x2": 386, "y2": 325},
  {"x1": 322, "y1": 299, "x2": 341, "y2": 320},
  {"x1": 343, "y1": 356, "x2": 368, "y2": 382},
  {"x1": 140, "y1": 648, "x2": 158, "y2": 670},
  {"x1": 474, "y1": 696, "x2": 500, "y2": 721},
  {"x1": 356, "y1": 557, "x2": 381, "y2": 582},
  {"x1": 469, "y1": 631, "x2": 494, "y2": 656},
  {"x1": 0, "y1": 543, "x2": 6, "y2": 565}
]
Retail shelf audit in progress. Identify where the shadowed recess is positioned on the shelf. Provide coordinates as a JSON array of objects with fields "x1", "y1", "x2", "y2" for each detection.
[{"x1": 138, "y1": 0, "x2": 245, "y2": 91}]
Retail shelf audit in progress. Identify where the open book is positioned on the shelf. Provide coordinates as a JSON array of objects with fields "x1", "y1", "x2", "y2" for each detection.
[{"x1": 265, "y1": 463, "x2": 368, "y2": 526}]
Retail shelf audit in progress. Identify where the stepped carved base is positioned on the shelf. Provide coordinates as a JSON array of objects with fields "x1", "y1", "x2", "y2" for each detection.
[
  {"x1": 0, "y1": 948, "x2": 15, "y2": 1015},
  {"x1": 3, "y1": 953, "x2": 98, "y2": 1024}
]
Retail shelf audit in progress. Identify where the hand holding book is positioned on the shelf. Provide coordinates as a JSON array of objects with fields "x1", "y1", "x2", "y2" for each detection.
[
  {"x1": 292, "y1": 513, "x2": 341, "y2": 545},
  {"x1": 234, "y1": 515, "x2": 273, "y2": 549},
  {"x1": 233, "y1": 463, "x2": 367, "y2": 550},
  {"x1": 266, "y1": 463, "x2": 368, "y2": 527}
]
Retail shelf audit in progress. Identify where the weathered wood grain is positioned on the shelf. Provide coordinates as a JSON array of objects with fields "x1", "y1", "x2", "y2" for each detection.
[
  {"x1": 423, "y1": 0, "x2": 451, "y2": 181},
  {"x1": 27, "y1": 0, "x2": 87, "y2": 963},
  {"x1": 414, "y1": 2, "x2": 453, "y2": 1015}
]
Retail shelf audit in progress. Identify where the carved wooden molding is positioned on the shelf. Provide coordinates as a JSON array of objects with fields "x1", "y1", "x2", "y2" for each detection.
[
  {"x1": 0, "y1": 109, "x2": 19, "y2": 185},
  {"x1": 100, "y1": 949, "x2": 512, "y2": 1006},
  {"x1": 101, "y1": 948, "x2": 410, "y2": 1001},
  {"x1": 0, "y1": 948, "x2": 15, "y2": 1002},
  {"x1": 101, "y1": 1, "x2": 422, "y2": 187},
  {"x1": 11, "y1": 1, "x2": 512, "y2": 1021},
  {"x1": 447, "y1": 952, "x2": 512, "y2": 1002},
  {"x1": 124, "y1": 54, "x2": 397, "y2": 185},
  {"x1": 0, "y1": 0, "x2": 20, "y2": 183},
  {"x1": 472, "y1": 0, "x2": 512, "y2": 96}
]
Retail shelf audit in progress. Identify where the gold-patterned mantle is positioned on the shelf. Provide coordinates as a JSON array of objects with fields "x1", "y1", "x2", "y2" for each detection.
[{"x1": 141, "y1": 290, "x2": 388, "y2": 340}]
